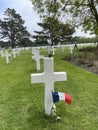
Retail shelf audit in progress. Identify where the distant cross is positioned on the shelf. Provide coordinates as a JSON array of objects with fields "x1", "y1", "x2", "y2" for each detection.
[
  {"x1": 5, "y1": 51, "x2": 11, "y2": 64},
  {"x1": 61, "y1": 45, "x2": 65, "y2": 52},
  {"x1": 32, "y1": 48, "x2": 37, "y2": 55},
  {"x1": 52, "y1": 46, "x2": 55, "y2": 55},
  {"x1": 32, "y1": 49, "x2": 44, "y2": 71},
  {"x1": 31, "y1": 57, "x2": 67, "y2": 115},
  {"x1": 16, "y1": 48, "x2": 20, "y2": 56},
  {"x1": 48, "y1": 46, "x2": 51, "y2": 54},
  {"x1": 12, "y1": 49, "x2": 16, "y2": 58},
  {"x1": 48, "y1": 46, "x2": 55, "y2": 55},
  {"x1": 69, "y1": 45, "x2": 74, "y2": 54},
  {"x1": 5, "y1": 51, "x2": 9, "y2": 64},
  {"x1": 25, "y1": 47, "x2": 29, "y2": 51},
  {"x1": 0, "y1": 50, "x2": 5, "y2": 57}
]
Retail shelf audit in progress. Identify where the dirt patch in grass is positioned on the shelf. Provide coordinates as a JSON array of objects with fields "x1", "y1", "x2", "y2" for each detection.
[
  {"x1": 63, "y1": 46, "x2": 98, "y2": 75},
  {"x1": 69, "y1": 58, "x2": 98, "y2": 74}
]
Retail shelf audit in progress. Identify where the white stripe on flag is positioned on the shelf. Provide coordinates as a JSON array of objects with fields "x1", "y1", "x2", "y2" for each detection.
[{"x1": 58, "y1": 92, "x2": 65, "y2": 101}]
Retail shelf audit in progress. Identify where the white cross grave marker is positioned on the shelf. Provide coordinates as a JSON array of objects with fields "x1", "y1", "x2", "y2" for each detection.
[
  {"x1": 61, "y1": 45, "x2": 65, "y2": 52},
  {"x1": 16, "y1": 48, "x2": 20, "y2": 56},
  {"x1": 69, "y1": 45, "x2": 74, "y2": 54},
  {"x1": 5, "y1": 51, "x2": 11, "y2": 64},
  {"x1": 31, "y1": 57, "x2": 67, "y2": 115},
  {"x1": 12, "y1": 49, "x2": 16, "y2": 58},
  {"x1": 52, "y1": 46, "x2": 55, "y2": 55},
  {"x1": 5, "y1": 51, "x2": 9, "y2": 64},
  {"x1": 0, "y1": 50, "x2": 5, "y2": 57},
  {"x1": 32, "y1": 49, "x2": 44, "y2": 71},
  {"x1": 48, "y1": 46, "x2": 51, "y2": 54},
  {"x1": 48, "y1": 46, "x2": 55, "y2": 55},
  {"x1": 32, "y1": 48, "x2": 37, "y2": 55}
]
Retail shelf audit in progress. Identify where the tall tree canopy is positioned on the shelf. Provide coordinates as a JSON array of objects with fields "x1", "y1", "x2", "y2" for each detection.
[
  {"x1": 36, "y1": 17, "x2": 75, "y2": 45},
  {"x1": 30, "y1": 0, "x2": 98, "y2": 35},
  {"x1": 30, "y1": 0, "x2": 75, "y2": 44},
  {"x1": 0, "y1": 8, "x2": 30, "y2": 48},
  {"x1": 62, "y1": 0, "x2": 98, "y2": 35}
]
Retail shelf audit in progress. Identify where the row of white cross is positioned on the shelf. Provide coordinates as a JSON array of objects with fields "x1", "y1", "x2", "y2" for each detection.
[
  {"x1": 1, "y1": 47, "x2": 69, "y2": 116},
  {"x1": 31, "y1": 49, "x2": 67, "y2": 116},
  {"x1": 32, "y1": 49, "x2": 44, "y2": 71},
  {"x1": 31, "y1": 45, "x2": 74, "y2": 72},
  {"x1": 0, "y1": 49, "x2": 20, "y2": 64}
]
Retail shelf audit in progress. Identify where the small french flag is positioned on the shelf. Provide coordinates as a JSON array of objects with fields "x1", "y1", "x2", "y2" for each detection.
[{"x1": 52, "y1": 92, "x2": 72, "y2": 105}]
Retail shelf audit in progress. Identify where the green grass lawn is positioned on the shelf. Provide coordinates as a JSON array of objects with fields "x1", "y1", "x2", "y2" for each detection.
[{"x1": 0, "y1": 48, "x2": 98, "y2": 130}]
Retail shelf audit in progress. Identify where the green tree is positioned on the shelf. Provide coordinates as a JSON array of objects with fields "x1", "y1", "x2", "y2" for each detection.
[
  {"x1": 0, "y1": 8, "x2": 30, "y2": 48},
  {"x1": 62, "y1": 0, "x2": 98, "y2": 35},
  {"x1": 33, "y1": 17, "x2": 75, "y2": 45},
  {"x1": 20, "y1": 38, "x2": 34, "y2": 47},
  {"x1": 30, "y1": 0, "x2": 61, "y2": 18},
  {"x1": 30, "y1": 0, "x2": 98, "y2": 35},
  {"x1": 33, "y1": 31, "x2": 48, "y2": 45}
]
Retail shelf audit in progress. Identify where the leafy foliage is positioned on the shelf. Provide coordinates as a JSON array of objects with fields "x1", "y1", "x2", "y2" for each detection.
[
  {"x1": 30, "y1": 0, "x2": 98, "y2": 35},
  {"x1": 0, "y1": 8, "x2": 31, "y2": 48},
  {"x1": 33, "y1": 17, "x2": 75, "y2": 45},
  {"x1": 61, "y1": 0, "x2": 98, "y2": 35}
]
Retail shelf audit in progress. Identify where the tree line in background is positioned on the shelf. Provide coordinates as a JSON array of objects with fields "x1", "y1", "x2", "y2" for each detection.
[
  {"x1": 0, "y1": 34, "x2": 97, "y2": 48},
  {"x1": 0, "y1": 0, "x2": 98, "y2": 48}
]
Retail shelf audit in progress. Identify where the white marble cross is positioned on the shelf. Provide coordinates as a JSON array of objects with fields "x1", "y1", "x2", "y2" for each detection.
[
  {"x1": 16, "y1": 48, "x2": 20, "y2": 56},
  {"x1": 12, "y1": 49, "x2": 16, "y2": 58},
  {"x1": 48, "y1": 46, "x2": 51, "y2": 54},
  {"x1": 61, "y1": 45, "x2": 65, "y2": 52},
  {"x1": 31, "y1": 57, "x2": 67, "y2": 116},
  {"x1": 5, "y1": 51, "x2": 9, "y2": 64},
  {"x1": 52, "y1": 46, "x2": 55, "y2": 55},
  {"x1": 48, "y1": 46, "x2": 55, "y2": 55},
  {"x1": 5, "y1": 51, "x2": 11, "y2": 64},
  {"x1": 0, "y1": 50, "x2": 5, "y2": 57},
  {"x1": 69, "y1": 45, "x2": 74, "y2": 54},
  {"x1": 32, "y1": 48, "x2": 37, "y2": 55},
  {"x1": 32, "y1": 49, "x2": 44, "y2": 71}
]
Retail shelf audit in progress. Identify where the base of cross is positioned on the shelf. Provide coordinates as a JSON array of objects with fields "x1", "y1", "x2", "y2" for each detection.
[
  {"x1": 51, "y1": 104, "x2": 61, "y2": 121},
  {"x1": 51, "y1": 104, "x2": 57, "y2": 117}
]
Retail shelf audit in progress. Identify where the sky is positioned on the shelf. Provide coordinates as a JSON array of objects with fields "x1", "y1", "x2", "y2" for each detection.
[{"x1": 0, "y1": 0, "x2": 95, "y2": 39}]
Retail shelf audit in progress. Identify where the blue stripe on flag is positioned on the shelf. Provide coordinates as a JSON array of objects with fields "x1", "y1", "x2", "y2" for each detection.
[{"x1": 52, "y1": 92, "x2": 59, "y2": 103}]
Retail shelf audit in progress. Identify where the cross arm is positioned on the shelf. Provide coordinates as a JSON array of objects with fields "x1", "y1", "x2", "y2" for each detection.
[
  {"x1": 31, "y1": 73, "x2": 45, "y2": 83},
  {"x1": 54, "y1": 72, "x2": 67, "y2": 82}
]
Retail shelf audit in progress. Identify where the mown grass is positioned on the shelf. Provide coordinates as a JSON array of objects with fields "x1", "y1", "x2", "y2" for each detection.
[{"x1": 0, "y1": 48, "x2": 98, "y2": 130}]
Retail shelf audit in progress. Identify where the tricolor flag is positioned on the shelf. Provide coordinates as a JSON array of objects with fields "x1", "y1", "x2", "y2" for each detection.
[{"x1": 52, "y1": 92, "x2": 72, "y2": 105}]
